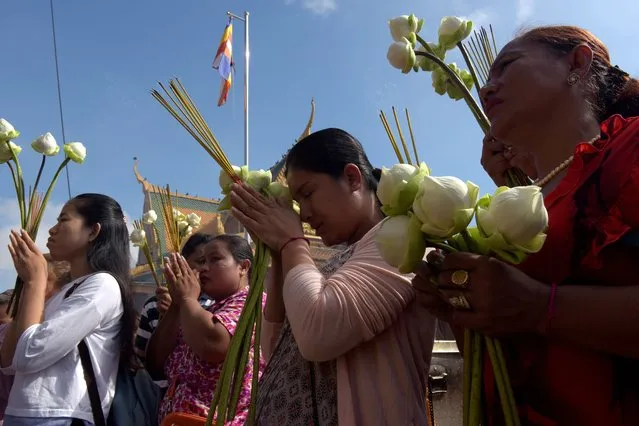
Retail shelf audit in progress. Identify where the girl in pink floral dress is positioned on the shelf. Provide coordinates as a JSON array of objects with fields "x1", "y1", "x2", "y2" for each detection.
[{"x1": 146, "y1": 234, "x2": 265, "y2": 425}]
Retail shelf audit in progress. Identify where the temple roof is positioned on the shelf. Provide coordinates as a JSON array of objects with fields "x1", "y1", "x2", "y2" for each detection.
[{"x1": 271, "y1": 99, "x2": 315, "y2": 183}]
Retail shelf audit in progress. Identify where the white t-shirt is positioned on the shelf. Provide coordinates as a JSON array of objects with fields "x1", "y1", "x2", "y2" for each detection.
[{"x1": 1, "y1": 272, "x2": 124, "y2": 422}]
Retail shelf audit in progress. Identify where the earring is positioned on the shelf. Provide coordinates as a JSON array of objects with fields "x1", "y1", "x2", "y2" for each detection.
[{"x1": 567, "y1": 72, "x2": 580, "y2": 86}]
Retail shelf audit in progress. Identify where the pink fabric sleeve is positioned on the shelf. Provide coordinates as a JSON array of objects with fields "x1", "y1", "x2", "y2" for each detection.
[
  {"x1": 282, "y1": 226, "x2": 415, "y2": 362},
  {"x1": 212, "y1": 294, "x2": 246, "y2": 337}
]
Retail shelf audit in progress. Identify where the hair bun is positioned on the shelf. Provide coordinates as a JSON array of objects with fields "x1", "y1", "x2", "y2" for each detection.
[
  {"x1": 372, "y1": 167, "x2": 382, "y2": 182},
  {"x1": 607, "y1": 76, "x2": 639, "y2": 119}
]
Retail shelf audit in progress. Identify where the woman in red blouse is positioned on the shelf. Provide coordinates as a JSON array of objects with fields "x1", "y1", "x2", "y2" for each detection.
[{"x1": 414, "y1": 26, "x2": 639, "y2": 425}]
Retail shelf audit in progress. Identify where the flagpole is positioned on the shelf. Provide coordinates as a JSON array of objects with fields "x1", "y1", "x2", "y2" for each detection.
[
  {"x1": 227, "y1": 11, "x2": 250, "y2": 170},
  {"x1": 227, "y1": 10, "x2": 251, "y2": 243}
]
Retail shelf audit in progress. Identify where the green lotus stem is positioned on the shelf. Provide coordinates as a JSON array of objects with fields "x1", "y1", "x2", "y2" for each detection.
[
  {"x1": 5, "y1": 145, "x2": 26, "y2": 228},
  {"x1": 469, "y1": 332, "x2": 483, "y2": 426},
  {"x1": 141, "y1": 243, "x2": 162, "y2": 287},
  {"x1": 485, "y1": 336, "x2": 514, "y2": 426},
  {"x1": 248, "y1": 283, "x2": 263, "y2": 425},
  {"x1": 6, "y1": 162, "x2": 21, "y2": 219},
  {"x1": 506, "y1": 169, "x2": 532, "y2": 187},
  {"x1": 428, "y1": 241, "x2": 458, "y2": 253},
  {"x1": 457, "y1": 42, "x2": 483, "y2": 99},
  {"x1": 495, "y1": 340, "x2": 521, "y2": 426},
  {"x1": 415, "y1": 35, "x2": 490, "y2": 135},
  {"x1": 463, "y1": 329, "x2": 472, "y2": 426},
  {"x1": 32, "y1": 158, "x2": 70, "y2": 238},
  {"x1": 212, "y1": 288, "x2": 259, "y2": 426},
  {"x1": 227, "y1": 313, "x2": 255, "y2": 421},
  {"x1": 26, "y1": 155, "x2": 47, "y2": 226},
  {"x1": 151, "y1": 223, "x2": 166, "y2": 285}
]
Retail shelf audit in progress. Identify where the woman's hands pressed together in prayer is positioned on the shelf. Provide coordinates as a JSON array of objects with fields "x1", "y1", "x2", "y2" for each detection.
[
  {"x1": 413, "y1": 250, "x2": 549, "y2": 337},
  {"x1": 230, "y1": 183, "x2": 304, "y2": 251},
  {"x1": 164, "y1": 253, "x2": 201, "y2": 304},
  {"x1": 8, "y1": 230, "x2": 48, "y2": 288}
]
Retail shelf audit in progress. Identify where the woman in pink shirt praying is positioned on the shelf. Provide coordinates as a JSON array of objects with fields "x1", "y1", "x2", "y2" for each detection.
[{"x1": 230, "y1": 128, "x2": 437, "y2": 425}]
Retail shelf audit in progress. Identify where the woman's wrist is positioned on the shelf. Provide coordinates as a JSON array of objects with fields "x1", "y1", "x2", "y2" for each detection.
[
  {"x1": 280, "y1": 237, "x2": 310, "y2": 256},
  {"x1": 531, "y1": 282, "x2": 552, "y2": 336}
]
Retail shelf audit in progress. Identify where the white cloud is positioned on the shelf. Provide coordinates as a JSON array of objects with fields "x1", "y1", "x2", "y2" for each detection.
[
  {"x1": 0, "y1": 197, "x2": 138, "y2": 289},
  {"x1": 286, "y1": 0, "x2": 337, "y2": 15},
  {"x1": 515, "y1": 0, "x2": 534, "y2": 25},
  {"x1": 464, "y1": 8, "x2": 497, "y2": 29}
]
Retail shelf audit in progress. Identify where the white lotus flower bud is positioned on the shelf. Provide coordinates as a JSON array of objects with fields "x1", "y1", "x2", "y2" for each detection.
[
  {"x1": 177, "y1": 220, "x2": 190, "y2": 232},
  {"x1": 476, "y1": 186, "x2": 548, "y2": 256},
  {"x1": 172, "y1": 208, "x2": 185, "y2": 222},
  {"x1": 31, "y1": 132, "x2": 60, "y2": 156},
  {"x1": 247, "y1": 169, "x2": 272, "y2": 191},
  {"x1": 375, "y1": 214, "x2": 426, "y2": 274},
  {"x1": 438, "y1": 16, "x2": 473, "y2": 50},
  {"x1": 63, "y1": 142, "x2": 86, "y2": 164},
  {"x1": 0, "y1": 119, "x2": 20, "y2": 142},
  {"x1": 431, "y1": 63, "x2": 474, "y2": 100},
  {"x1": 388, "y1": 14, "x2": 424, "y2": 42},
  {"x1": 219, "y1": 165, "x2": 249, "y2": 194},
  {"x1": 142, "y1": 210, "x2": 158, "y2": 224},
  {"x1": 0, "y1": 141, "x2": 22, "y2": 164},
  {"x1": 415, "y1": 42, "x2": 446, "y2": 72},
  {"x1": 130, "y1": 229, "x2": 146, "y2": 247},
  {"x1": 266, "y1": 181, "x2": 292, "y2": 201},
  {"x1": 412, "y1": 176, "x2": 479, "y2": 239},
  {"x1": 387, "y1": 39, "x2": 417, "y2": 74},
  {"x1": 377, "y1": 162, "x2": 430, "y2": 216},
  {"x1": 186, "y1": 212, "x2": 201, "y2": 227}
]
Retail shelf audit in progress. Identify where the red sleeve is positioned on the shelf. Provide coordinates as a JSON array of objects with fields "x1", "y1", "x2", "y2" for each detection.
[
  {"x1": 617, "y1": 160, "x2": 639, "y2": 228},
  {"x1": 577, "y1": 115, "x2": 639, "y2": 270}
]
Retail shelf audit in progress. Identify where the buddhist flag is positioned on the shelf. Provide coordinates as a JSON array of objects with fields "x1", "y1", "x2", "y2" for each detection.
[{"x1": 212, "y1": 20, "x2": 233, "y2": 107}]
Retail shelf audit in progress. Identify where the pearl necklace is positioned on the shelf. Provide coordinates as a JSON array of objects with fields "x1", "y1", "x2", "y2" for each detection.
[{"x1": 534, "y1": 135, "x2": 601, "y2": 188}]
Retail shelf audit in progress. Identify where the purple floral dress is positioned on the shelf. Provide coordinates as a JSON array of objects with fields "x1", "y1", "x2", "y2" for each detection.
[{"x1": 159, "y1": 287, "x2": 265, "y2": 425}]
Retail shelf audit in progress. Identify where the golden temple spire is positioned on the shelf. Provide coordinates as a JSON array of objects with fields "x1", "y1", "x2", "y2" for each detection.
[
  {"x1": 277, "y1": 99, "x2": 315, "y2": 183},
  {"x1": 296, "y1": 98, "x2": 315, "y2": 143}
]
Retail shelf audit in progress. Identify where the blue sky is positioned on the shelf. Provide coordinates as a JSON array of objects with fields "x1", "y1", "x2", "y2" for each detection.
[{"x1": 1, "y1": 0, "x2": 638, "y2": 288}]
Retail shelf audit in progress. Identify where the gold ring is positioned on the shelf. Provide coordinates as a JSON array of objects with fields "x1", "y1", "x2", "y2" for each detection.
[
  {"x1": 451, "y1": 270, "x2": 470, "y2": 287},
  {"x1": 448, "y1": 294, "x2": 471, "y2": 310}
]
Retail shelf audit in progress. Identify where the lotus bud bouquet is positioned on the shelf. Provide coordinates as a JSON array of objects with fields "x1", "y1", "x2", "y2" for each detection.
[
  {"x1": 130, "y1": 196, "x2": 202, "y2": 287},
  {"x1": 1, "y1": 118, "x2": 87, "y2": 314},
  {"x1": 152, "y1": 79, "x2": 291, "y2": 425},
  {"x1": 375, "y1": 158, "x2": 547, "y2": 425},
  {"x1": 385, "y1": 14, "x2": 530, "y2": 187}
]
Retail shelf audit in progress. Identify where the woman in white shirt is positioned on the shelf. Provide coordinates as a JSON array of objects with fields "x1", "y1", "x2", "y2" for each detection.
[{"x1": 1, "y1": 193, "x2": 136, "y2": 426}]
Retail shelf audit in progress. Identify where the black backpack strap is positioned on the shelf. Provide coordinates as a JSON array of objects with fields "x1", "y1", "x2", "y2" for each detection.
[{"x1": 65, "y1": 277, "x2": 107, "y2": 426}]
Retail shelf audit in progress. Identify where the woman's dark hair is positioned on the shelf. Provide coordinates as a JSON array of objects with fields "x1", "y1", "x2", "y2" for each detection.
[
  {"x1": 71, "y1": 193, "x2": 136, "y2": 368},
  {"x1": 285, "y1": 128, "x2": 380, "y2": 192},
  {"x1": 520, "y1": 26, "x2": 639, "y2": 121},
  {"x1": 212, "y1": 234, "x2": 254, "y2": 279},
  {"x1": 181, "y1": 233, "x2": 215, "y2": 258}
]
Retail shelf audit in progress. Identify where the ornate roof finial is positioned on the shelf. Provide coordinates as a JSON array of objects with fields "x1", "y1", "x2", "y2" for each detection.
[
  {"x1": 296, "y1": 98, "x2": 315, "y2": 143},
  {"x1": 133, "y1": 157, "x2": 153, "y2": 192},
  {"x1": 277, "y1": 99, "x2": 316, "y2": 184},
  {"x1": 133, "y1": 157, "x2": 146, "y2": 184}
]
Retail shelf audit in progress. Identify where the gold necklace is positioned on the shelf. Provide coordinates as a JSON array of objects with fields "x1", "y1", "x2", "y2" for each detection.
[{"x1": 534, "y1": 135, "x2": 601, "y2": 188}]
